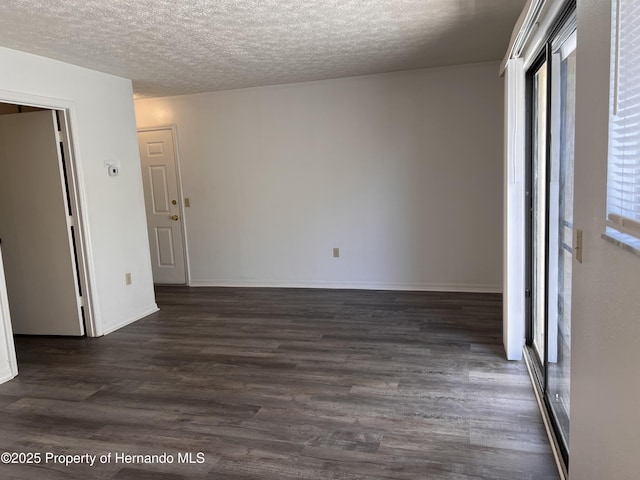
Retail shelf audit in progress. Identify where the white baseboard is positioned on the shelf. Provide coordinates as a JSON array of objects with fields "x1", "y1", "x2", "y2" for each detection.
[
  {"x1": 188, "y1": 279, "x2": 502, "y2": 294},
  {"x1": 101, "y1": 303, "x2": 159, "y2": 336}
]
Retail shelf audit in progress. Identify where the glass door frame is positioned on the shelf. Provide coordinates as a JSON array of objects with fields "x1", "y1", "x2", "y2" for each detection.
[
  {"x1": 525, "y1": 48, "x2": 551, "y2": 391},
  {"x1": 524, "y1": 2, "x2": 576, "y2": 471}
]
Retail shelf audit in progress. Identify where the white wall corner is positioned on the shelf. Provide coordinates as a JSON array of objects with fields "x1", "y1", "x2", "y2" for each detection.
[{"x1": 0, "y1": 48, "x2": 157, "y2": 343}]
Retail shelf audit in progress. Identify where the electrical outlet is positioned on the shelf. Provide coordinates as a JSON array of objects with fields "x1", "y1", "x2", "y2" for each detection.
[
  {"x1": 125, "y1": 272, "x2": 132, "y2": 285},
  {"x1": 333, "y1": 247, "x2": 340, "y2": 258}
]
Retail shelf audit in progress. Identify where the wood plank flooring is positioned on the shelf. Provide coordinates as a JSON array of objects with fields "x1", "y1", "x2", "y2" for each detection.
[{"x1": 0, "y1": 287, "x2": 558, "y2": 479}]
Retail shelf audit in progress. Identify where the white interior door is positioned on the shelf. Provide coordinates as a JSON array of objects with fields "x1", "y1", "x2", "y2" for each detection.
[
  {"x1": 138, "y1": 129, "x2": 187, "y2": 284},
  {"x1": 0, "y1": 110, "x2": 84, "y2": 336}
]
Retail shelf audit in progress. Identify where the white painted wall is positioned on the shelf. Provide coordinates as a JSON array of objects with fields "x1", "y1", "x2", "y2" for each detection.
[
  {"x1": 0, "y1": 47, "x2": 157, "y2": 341},
  {"x1": 570, "y1": 1, "x2": 640, "y2": 478},
  {"x1": 136, "y1": 63, "x2": 504, "y2": 292}
]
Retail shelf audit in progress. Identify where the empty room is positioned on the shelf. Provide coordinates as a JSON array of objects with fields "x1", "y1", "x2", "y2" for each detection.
[{"x1": 0, "y1": 0, "x2": 638, "y2": 479}]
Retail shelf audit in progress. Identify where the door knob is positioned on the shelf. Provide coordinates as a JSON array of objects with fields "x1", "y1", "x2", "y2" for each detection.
[{"x1": 170, "y1": 215, "x2": 179, "y2": 221}]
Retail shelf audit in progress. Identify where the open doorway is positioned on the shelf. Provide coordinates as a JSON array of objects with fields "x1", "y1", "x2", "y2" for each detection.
[{"x1": 0, "y1": 101, "x2": 95, "y2": 375}]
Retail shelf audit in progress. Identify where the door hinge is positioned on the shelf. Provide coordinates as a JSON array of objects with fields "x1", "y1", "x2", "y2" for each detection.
[{"x1": 525, "y1": 289, "x2": 532, "y2": 298}]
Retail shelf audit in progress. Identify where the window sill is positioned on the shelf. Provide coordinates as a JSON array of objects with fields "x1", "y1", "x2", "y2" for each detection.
[{"x1": 602, "y1": 229, "x2": 640, "y2": 257}]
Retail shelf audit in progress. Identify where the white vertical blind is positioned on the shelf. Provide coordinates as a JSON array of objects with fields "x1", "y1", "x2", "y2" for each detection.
[{"x1": 608, "y1": 0, "x2": 640, "y2": 237}]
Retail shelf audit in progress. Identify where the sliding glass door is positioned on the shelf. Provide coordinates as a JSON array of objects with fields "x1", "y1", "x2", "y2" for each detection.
[
  {"x1": 531, "y1": 58, "x2": 548, "y2": 372},
  {"x1": 546, "y1": 27, "x2": 576, "y2": 454},
  {"x1": 526, "y1": 11, "x2": 576, "y2": 469}
]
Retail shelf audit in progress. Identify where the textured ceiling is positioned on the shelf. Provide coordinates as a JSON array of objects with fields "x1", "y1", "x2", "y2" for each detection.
[{"x1": 0, "y1": 0, "x2": 525, "y2": 98}]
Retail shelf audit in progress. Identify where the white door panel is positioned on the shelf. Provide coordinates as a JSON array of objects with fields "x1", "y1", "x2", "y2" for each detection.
[
  {"x1": 0, "y1": 110, "x2": 84, "y2": 336},
  {"x1": 155, "y1": 227, "x2": 176, "y2": 266},
  {"x1": 138, "y1": 129, "x2": 186, "y2": 284},
  {"x1": 149, "y1": 165, "x2": 170, "y2": 213}
]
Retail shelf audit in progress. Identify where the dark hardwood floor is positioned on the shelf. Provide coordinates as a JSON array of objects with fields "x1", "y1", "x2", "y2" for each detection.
[{"x1": 0, "y1": 287, "x2": 558, "y2": 479}]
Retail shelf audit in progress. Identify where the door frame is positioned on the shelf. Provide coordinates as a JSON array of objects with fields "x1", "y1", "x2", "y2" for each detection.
[
  {"x1": 0, "y1": 89, "x2": 98, "y2": 342},
  {"x1": 137, "y1": 125, "x2": 191, "y2": 286},
  {"x1": 523, "y1": 4, "x2": 576, "y2": 472},
  {"x1": 525, "y1": 48, "x2": 552, "y2": 390}
]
